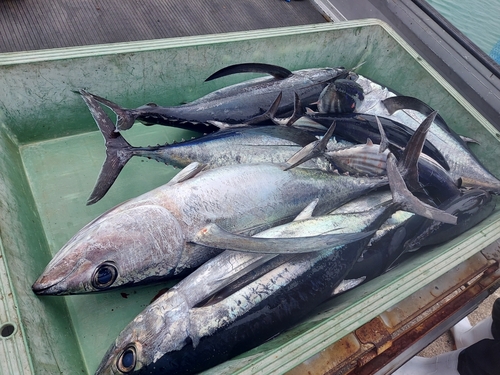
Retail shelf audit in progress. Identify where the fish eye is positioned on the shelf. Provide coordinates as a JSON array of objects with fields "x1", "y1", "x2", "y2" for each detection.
[
  {"x1": 117, "y1": 345, "x2": 136, "y2": 373},
  {"x1": 347, "y1": 71, "x2": 359, "y2": 81},
  {"x1": 92, "y1": 262, "x2": 118, "y2": 289}
]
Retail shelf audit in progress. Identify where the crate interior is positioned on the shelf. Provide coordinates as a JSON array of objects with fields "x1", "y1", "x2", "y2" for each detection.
[{"x1": 1, "y1": 20, "x2": 500, "y2": 374}]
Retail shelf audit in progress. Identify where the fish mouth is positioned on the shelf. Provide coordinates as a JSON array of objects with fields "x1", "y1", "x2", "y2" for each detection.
[
  {"x1": 32, "y1": 257, "x2": 90, "y2": 296},
  {"x1": 32, "y1": 284, "x2": 56, "y2": 295},
  {"x1": 32, "y1": 272, "x2": 72, "y2": 295}
]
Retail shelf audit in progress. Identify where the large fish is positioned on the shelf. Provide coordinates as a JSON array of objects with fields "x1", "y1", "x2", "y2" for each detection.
[
  {"x1": 95, "y1": 236, "x2": 369, "y2": 375},
  {"x1": 93, "y1": 153, "x2": 456, "y2": 375},
  {"x1": 87, "y1": 63, "x2": 350, "y2": 131},
  {"x1": 100, "y1": 200, "x2": 369, "y2": 326},
  {"x1": 196, "y1": 114, "x2": 462, "y2": 291},
  {"x1": 32, "y1": 161, "x2": 388, "y2": 295}
]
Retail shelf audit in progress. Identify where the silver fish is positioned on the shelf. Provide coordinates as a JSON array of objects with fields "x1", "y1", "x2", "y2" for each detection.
[
  {"x1": 100, "y1": 201, "x2": 371, "y2": 325},
  {"x1": 32, "y1": 162, "x2": 387, "y2": 295},
  {"x1": 88, "y1": 63, "x2": 350, "y2": 131}
]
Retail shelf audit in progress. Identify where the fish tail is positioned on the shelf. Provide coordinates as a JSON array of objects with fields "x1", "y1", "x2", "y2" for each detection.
[
  {"x1": 85, "y1": 91, "x2": 138, "y2": 131},
  {"x1": 386, "y1": 153, "x2": 457, "y2": 224},
  {"x1": 77, "y1": 89, "x2": 134, "y2": 205},
  {"x1": 86, "y1": 134, "x2": 133, "y2": 205}
]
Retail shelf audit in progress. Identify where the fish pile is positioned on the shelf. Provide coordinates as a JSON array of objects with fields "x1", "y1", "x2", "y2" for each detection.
[{"x1": 32, "y1": 63, "x2": 498, "y2": 374}]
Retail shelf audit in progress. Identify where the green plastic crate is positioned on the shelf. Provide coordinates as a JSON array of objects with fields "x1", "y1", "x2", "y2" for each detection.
[{"x1": 0, "y1": 19, "x2": 499, "y2": 375}]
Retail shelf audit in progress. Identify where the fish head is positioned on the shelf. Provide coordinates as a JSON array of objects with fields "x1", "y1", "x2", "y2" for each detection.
[
  {"x1": 32, "y1": 205, "x2": 185, "y2": 295},
  {"x1": 299, "y1": 66, "x2": 350, "y2": 84},
  {"x1": 95, "y1": 291, "x2": 191, "y2": 375},
  {"x1": 317, "y1": 79, "x2": 365, "y2": 114}
]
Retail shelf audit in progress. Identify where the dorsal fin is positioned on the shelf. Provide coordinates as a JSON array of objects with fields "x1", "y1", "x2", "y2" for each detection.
[
  {"x1": 268, "y1": 92, "x2": 305, "y2": 127},
  {"x1": 293, "y1": 199, "x2": 319, "y2": 221},
  {"x1": 205, "y1": 63, "x2": 293, "y2": 81},
  {"x1": 366, "y1": 138, "x2": 374, "y2": 146},
  {"x1": 245, "y1": 92, "x2": 283, "y2": 125},
  {"x1": 285, "y1": 92, "x2": 305, "y2": 126},
  {"x1": 375, "y1": 115, "x2": 390, "y2": 153},
  {"x1": 166, "y1": 162, "x2": 205, "y2": 185}
]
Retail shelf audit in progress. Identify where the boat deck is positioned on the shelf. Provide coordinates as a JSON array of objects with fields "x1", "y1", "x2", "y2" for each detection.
[{"x1": 0, "y1": 0, "x2": 326, "y2": 52}]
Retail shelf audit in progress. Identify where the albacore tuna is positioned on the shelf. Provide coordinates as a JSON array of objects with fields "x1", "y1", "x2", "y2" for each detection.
[
  {"x1": 87, "y1": 63, "x2": 350, "y2": 132},
  {"x1": 32, "y1": 161, "x2": 388, "y2": 295}
]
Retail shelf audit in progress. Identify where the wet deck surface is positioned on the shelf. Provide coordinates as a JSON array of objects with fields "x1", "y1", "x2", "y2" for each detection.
[{"x1": 0, "y1": 0, "x2": 327, "y2": 53}]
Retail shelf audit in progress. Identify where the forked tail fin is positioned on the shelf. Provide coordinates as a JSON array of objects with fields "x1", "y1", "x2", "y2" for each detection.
[
  {"x1": 85, "y1": 91, "x2": 138, "y2": 131},
  {"x1": 78, "y1": 89, "x2": 134, "y2": 205}
]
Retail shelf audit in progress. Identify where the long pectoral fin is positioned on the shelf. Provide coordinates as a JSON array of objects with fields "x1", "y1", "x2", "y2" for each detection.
[
  {"x1": 283, "y1": 121, "x2": 336, "y2": 171},
  {"x1": 192, "y1": 223, "x2": 375, "y2": 254},
  {"x1": 382, "y1": 96, "x2": 452, "y2": 134},
  {"x1": 205, "y1": 63, "x2": 293, "y2": 81}
]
